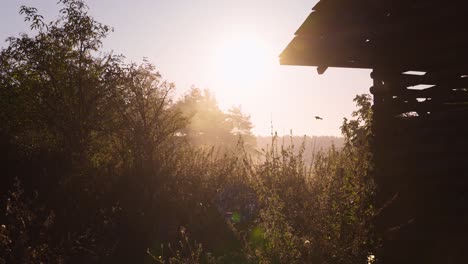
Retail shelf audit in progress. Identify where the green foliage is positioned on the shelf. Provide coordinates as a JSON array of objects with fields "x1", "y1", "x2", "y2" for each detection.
[
  {"x1": 226, "y1": 106, "x2": 256, "y2": 152},
  {"x1": 174, "y1": 87, "x2": 256, "y2": 152},
  {"x1": 1, "y1": 0, "x2": 119, "y2": 159},
  {"x1": 233, "y1": 95, "x2": 376, "y2": 264},
  {"x1": 0, "y1": 179, "x2": 61, "y2": 263},
  {"x1": 0, "y1": 1, "x2": 376, "y2": 263}
]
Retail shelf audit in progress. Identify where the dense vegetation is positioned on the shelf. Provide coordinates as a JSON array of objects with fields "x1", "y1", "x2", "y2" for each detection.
[
  {"x1": 256, "y1": 135, "x2": 344, "y2": 165},
  {"x1": 0, "y1": 1, "x2": 376, "y2": 263}
]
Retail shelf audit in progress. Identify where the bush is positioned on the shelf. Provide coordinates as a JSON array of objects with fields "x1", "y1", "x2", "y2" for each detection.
[{"x1": 0, "y1": 1, "x2": 376, "y2": 263}]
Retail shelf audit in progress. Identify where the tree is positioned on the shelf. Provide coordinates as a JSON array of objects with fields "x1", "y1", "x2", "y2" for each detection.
[
  {"x1": 118, "y1": 62, "x2": 185, "y2": 173},
  {"x1": 175, "y1": 87, "x2": 233, "y2": 148},
  {"x1": 0, "y1": 1, "x2": 128, "y2": 262},
  {"x1": 174, "y1": 88, "x2": 256, "y2": 152},
  {"x1": 1, "y1": 1, "x2": 377, "y2": 263},
  {"x1": 226, "y1": 105, "x2": 256, "y2": 152},
  {"x1": 0, "y1": 0, "x2": 122, "y2": 159}
]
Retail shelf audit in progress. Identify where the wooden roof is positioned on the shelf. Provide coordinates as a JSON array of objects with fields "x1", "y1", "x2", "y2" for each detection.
[{"x1": 280, "y1": 0, "x2": 468, "y2": 72}]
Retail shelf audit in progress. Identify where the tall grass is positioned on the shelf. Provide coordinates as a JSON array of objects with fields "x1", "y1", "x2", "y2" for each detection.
[
  {"x1": 142, "y1": 95, "x2": 375, "y2": 264},
  {"x1": 0, "y1": 1, "x2": 376, "y2": 262}
]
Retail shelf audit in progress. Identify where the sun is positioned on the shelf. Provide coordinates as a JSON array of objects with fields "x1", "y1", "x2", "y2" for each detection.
[{"x1": 214, "y1": 37, "x2": 273, "y2": 89}]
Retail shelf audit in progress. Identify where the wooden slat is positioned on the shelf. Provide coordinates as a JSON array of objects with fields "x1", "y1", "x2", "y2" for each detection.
[{"x1": 282, "y1": 0, "x2": 468, "y2": 70}]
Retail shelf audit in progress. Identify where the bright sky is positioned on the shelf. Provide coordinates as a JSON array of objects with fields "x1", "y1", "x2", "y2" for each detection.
[{"x1": 0, "y1": 0, "x2": 372, "y2": 136}]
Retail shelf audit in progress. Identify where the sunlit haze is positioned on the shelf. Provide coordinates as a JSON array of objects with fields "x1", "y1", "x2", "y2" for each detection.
[
  {"x1": 2, "y1": 1, "x2": 464, "y2": 262},
  {"x1": 0, "y1": 0, "x2": 372, "y2": 136},
  {"x1": 214, "y1": 35, "x2": 273, "y2": 92}
]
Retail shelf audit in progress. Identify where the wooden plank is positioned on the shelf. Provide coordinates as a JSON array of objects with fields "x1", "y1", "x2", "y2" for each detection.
[{"x1": 284, "y1": 0, "x2": 468, "y2": 70}]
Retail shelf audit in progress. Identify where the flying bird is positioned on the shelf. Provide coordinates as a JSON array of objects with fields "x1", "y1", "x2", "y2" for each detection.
[{"x1": 314, "y1": 116, "x2": 323, "y2": 120}]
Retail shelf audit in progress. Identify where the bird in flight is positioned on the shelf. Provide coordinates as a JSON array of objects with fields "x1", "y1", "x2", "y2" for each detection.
[{"x1": 314, "y1": 116, "x2": 323, "y2": 120}]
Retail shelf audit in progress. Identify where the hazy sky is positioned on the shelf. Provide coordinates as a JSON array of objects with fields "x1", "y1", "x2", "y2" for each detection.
[{"x1": 1, "y1": 0, "x2": 372, "y2": 136}]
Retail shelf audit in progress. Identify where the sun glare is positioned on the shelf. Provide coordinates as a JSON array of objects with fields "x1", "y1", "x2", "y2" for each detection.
[{"x1": 214, "y1": 37, "x2": 274, "y2": 88}]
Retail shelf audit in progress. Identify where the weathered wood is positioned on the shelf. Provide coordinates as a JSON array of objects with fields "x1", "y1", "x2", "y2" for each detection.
[
  {"x1": 281, "y1": 0, "x2": 468, "y2": 71},
  {"x1": 283, "y1": 1, "x2": 468, "y2": 262},
  {"x1": 371, "y1": 68, "x2": 468, "y2": 263}
]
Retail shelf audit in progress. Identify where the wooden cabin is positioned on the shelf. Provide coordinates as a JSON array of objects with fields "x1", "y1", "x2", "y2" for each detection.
[{"x1": 280, "y1": 0, "x2": 468, "y2": 263}]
